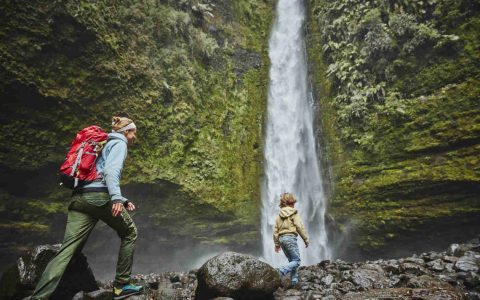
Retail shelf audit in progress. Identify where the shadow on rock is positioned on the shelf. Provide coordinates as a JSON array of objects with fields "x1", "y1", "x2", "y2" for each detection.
[{"x1": 0, "y1": 244, "x2": 97, "y2": 300}]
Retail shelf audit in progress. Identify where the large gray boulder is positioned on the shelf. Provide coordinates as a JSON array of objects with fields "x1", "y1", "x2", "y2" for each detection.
[
  {"x1": 195, "y1": 252, "x2": 281, "y2": 300},
  {"x1": 0, "y1": 244, "x2": 98, "y2": 300}
]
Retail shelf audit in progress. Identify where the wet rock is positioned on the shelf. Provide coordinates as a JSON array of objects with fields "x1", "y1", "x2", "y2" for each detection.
[
  {"x1": 466, "y1": 291, "x2": 480, "y2": 300},
  {"x1": 444, "y1": 256, "x2": 459, "y2": 263},
  {"x1": 388, "y1": 276, "x2": 402, "y2": 287},
  {"x1": 72, "y1": 291, "x2": 85, "y2": 300},
  {"x1": 321, "y1": 274, "x2": 334, "y2": 286},
  {"x1": 464, "y1": 273, "x2": 480, "y2": 289},
  {"x1": 445, "y1": 263, "x2": 455, "y2": 273},
  {"x1": 406, "y1": 275, "x2": 453, "y2": 289},
  {"x1": 349, "y1": 264, "x2": 389, "y2": 289},
  {"x1": 274, "y1": 288, "x2": 303, "y2": 300},
  {"x1": 299, "y1": 269, "x2": 316, "y2": 282},
  {"x1": 457, "y1": 272, "x2": 470, "y2": 280},
  {"x1": 405, "y1": 257, "x2": 425, "y2": 266},
  {"x1": 448, "y1": 243, "x2": 472, "y2": 257},
  {"x1": 455, "y1": 256, "x2": 479, "y2": 273},
  {"x1": 322, "y1": 288, "x2": 342, "y2": 298},
  {"x1": 427, "y1": 259, "x2": 445, "y2": 272},
  {"x1": 343, "y1": 287, "x2": 464, "y2": 299},
  {"x1": 383, "y1": 261, "x2": 400, "y2": 274},
  {"x1": 83, "y1": 289, "x2": 113, "y2": 300},
  {"x1": 172, "y1": 282, "x2": 183, "y2": 289},
  {"x1": 338, "y1": 280, "x2": 356, "y2": 293},
  {"x1": 195, "y1": 252, "x2": 280, "y2": 299},
  {"x1": 158, "y1": 287, "x2": 184, "y2": 300},
  {"x1": 170, "y1": 274, "x2": 181, "y2": 283},
  {"x1": 399, "y1": 262, "x2": 428, "y2": 275},
  {"x1": 127, "y1": 296, "x2": 150, "y2": 300},
  {"x1": 317, "y1": 260, "x2": 330, "y2": 268},
  {"x1": 437, "y1": 274, "x2": 457, "y2": 284},
  {"x1": 156, "y1": 275, "x2": 187, "y2": 300},
  {"x1": 0, "y1": 244, "x2": 97, "y2": 300},
  {"x1": 304, "y1": 291, "x2": 323, "y2": 299},
  {"x1": 421, "y1": 251, "x2": 442, "y2": 262}
]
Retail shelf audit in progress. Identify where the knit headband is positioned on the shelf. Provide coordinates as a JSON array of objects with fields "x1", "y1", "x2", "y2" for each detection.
[{"x1": 113, "y1": 122, "x2": 137, "y2": 133}]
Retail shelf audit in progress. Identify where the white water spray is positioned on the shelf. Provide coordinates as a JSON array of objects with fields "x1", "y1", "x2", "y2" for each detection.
[{"x1": 261, "y1": 0, "x2": 331, "y2": 266}]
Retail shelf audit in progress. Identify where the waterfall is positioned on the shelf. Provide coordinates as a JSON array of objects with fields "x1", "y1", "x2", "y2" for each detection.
[{"x1": 261, "y1": 0, "x2": 331, "y2": 266}]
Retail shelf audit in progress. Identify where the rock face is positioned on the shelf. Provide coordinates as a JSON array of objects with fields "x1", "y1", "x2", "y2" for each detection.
[
  {"x1": 307, "y1": 0, "x2": 480, "y2": 259},
  {"x1": 195, "y1": 252, "x2": 281, "y2": 299},
  {"x1": 0, "y1": 0, "x2": 272, "y2": 274},
  {"x1": 0, "y1": 244, "x2": 98, "y2": 300}
]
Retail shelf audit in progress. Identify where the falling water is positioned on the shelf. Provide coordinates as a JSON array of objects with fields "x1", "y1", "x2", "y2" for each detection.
[{"x1": 261, "y1": 0, "x2": 331, "y2": 266}]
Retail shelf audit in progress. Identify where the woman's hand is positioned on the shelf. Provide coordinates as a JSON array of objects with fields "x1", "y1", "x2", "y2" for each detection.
[
  {"x1": 275, "y1": 245, "x2": 280, "y2": 253},
  {"x1": 126, "y1": 202, "x2": 136, "y2": 212},
  {"x1": 112, "y1": 203, "x2": 123, "y2": 217}
]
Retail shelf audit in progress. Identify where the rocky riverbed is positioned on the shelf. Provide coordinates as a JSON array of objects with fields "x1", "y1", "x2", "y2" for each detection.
[{"x1": 1, "y1": 237, "x2": 479, "y2": 299}]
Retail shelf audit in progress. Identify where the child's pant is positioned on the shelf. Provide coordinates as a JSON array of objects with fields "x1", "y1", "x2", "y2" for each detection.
[
  {"x1": 278, "y1": 234, "x2": 301, "y2": 282},
  {"x1": 31, "y1": 192, "x2": 137, "y2": 300}
]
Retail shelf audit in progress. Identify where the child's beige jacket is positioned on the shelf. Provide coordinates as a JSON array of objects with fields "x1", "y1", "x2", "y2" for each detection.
[{"x1": 273, "y1": 206, "x2": 309, "y2": 247}]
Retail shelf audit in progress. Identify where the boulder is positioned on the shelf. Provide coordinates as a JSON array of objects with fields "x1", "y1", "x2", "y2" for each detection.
[
  {"x1": 455, "y1": 255, "x2": 479, "y2": 273},
  {"x1": 347, "y1": 264, "x2": 389, "y2": 290},
  {"x1": 0, "y1": 244, "x2": 98, "y2": 300},
  {"x1": 399, "y1": 262, "x2": 427, "y2": 275},
  {"x1": 195, "y1": 252, "x2": 280, "y2": 299},
  {"x1": 426, "y1": 259, "x2": 445, "y2": 272},
  {"x1": 447, "y1": 243, "x2": 472, "y2": 257}
]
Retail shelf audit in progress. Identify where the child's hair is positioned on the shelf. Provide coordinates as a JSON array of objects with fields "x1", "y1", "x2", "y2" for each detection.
[
  {"x1": 112, "y1": 116, "x2": 133, "y2": 131},
  {"x1": 279, "y1": 192, "x2": 297, "y2": 207}
]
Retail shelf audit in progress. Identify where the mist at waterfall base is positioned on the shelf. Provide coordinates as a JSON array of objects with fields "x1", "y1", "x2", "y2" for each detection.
[
  {"x1": 81, "y1": 215, "x2": 230, "y2": 281},
  {"x1": 261, "y1": 0, "x2": 331, "y2": 268}
]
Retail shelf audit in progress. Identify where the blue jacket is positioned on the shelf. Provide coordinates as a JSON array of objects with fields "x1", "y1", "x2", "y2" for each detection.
[{"x1": 83, "y1": 133, "x2": 128, "y2": 203}]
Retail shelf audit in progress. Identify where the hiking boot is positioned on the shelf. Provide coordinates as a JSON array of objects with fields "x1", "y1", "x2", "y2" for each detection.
[{"x1": 113, "y1": 283, "x2": 143, "y2": 300}]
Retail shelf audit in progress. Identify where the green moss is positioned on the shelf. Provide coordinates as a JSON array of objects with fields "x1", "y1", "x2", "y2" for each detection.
[
  {"x1": 0, "y1": 0, "x2": 272, "y2": 250},
  {"x1": 0, "y1": 222, "x2": 49, "y2": 233},
  {"x1": 308, "y1": 0, "x2": 480, "y2": 250}
]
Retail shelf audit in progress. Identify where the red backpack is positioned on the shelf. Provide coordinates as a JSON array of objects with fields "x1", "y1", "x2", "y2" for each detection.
[{"x1": 59, "y1": 125, "x2": 108, "y2": 189}]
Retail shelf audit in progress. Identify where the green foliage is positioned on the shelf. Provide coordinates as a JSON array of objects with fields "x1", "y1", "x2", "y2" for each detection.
[
  {"x1": 0, "y1": 0, "x2": 272, "y2": 249},
  {"x1": 309, "y1": 0, "x2": 480, "y2": 250},
  {"x1": 389, "y1": 13, "x2": 418, "y2": 39}
]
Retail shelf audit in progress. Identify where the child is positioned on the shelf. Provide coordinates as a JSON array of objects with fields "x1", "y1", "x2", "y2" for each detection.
[{"x1": 273, "y1": 192, "x2": 309, "y2": 284}]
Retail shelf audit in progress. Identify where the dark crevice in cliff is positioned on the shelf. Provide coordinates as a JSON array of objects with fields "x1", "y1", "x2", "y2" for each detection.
[
  {"x1": 403, "y1": 138, "x2": 480, "y2": 157},
  {"x1": 340, "y1": 211, "x2": 480, "y2": 262},
  {"x1": 363, "y1": 180, "x2": 480, "y2": 202}
]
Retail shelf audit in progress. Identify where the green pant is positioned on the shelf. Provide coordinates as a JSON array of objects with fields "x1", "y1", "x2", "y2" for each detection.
[{"x1": 31, "y1": 193, "x2": 137, "y2": 300}]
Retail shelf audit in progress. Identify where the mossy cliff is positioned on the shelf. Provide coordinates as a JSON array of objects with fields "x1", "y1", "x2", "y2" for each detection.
[
  {"x1": 307, "y1": 0, "x2": 480, "y2": 258},
  {"x1": 0, "y1": 0, "x2": 272, "y2": 272}
]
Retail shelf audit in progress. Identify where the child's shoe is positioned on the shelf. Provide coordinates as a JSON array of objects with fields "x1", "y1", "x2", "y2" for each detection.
[{"x1": 113, "y1": 283, "x2": 143, "y2": 300}]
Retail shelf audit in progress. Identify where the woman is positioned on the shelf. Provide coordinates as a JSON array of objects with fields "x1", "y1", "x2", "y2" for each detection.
[{"x1": 31, "y1": 116, "x2": 143, "y2": 300}]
